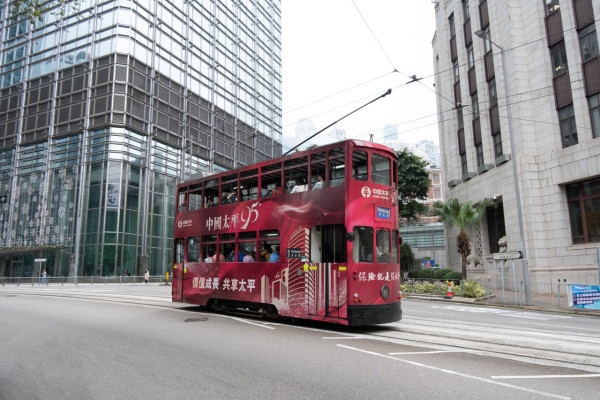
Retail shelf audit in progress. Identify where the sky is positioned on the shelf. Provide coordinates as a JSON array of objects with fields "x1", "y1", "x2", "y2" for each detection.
[{"x1": 281, "y1": 1, "x2": 439, "y2": 153}]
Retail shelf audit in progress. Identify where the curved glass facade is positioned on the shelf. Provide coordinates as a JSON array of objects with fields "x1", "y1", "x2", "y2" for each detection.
[{"x1": 0, "y1": 0, "x2": 282, "y2": 279}]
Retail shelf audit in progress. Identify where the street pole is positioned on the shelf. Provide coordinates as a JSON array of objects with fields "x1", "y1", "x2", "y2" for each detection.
[{"x1": 475, "y1": 30, "x2": 532, "y2": 305}]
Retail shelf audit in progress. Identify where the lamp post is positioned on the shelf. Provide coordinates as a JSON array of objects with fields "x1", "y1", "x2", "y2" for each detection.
[{"x1": 474, "y1": 29, "x2": 532, "y2": 305}]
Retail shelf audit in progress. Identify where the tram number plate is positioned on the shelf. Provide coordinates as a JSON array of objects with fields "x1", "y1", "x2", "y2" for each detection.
[{"x1": 287, "y1": 248, "x2": 302, "y2": 259}]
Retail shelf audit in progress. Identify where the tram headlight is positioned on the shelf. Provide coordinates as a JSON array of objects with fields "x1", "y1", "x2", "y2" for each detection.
[{"x1": 380, "y1": 285, "x2": 390, "y2": 300}]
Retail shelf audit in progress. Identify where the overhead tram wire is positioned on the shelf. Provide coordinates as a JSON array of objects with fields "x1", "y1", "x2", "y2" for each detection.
[{"x1": 283, "y1": 89, "x2": 393, "y2": 155}]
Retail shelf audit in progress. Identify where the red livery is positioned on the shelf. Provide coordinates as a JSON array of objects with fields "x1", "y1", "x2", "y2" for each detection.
[{"x1": 172, "y1": 140, "x2": 402, "y2": 325}]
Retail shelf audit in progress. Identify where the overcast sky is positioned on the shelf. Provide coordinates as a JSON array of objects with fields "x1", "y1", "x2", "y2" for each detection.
[{"x1": 281, "y1": 1, "x2": 439, "y2": 152}]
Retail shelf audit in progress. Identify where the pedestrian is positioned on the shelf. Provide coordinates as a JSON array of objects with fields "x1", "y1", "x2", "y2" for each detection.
[
  {"x1": 144, "y1": 269, "x2": 149, "y2": 284},
  {"x1": 123, "y1": 270, "x2": 128, "y2": 284},
  {"x1": 41, "y1": 269, "x2": 47, "y2": 285}
]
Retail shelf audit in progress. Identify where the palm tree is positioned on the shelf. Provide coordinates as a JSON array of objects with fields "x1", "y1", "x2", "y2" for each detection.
[{"x1": 433, "y1": 198, "x2": 494, "y2": 279}]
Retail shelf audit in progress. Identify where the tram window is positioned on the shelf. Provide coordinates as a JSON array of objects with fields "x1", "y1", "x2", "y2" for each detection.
[
  {"x1": 174, "y1": 238, "x2": 185, "y2": 263},
  {"x1": 259, "y1": 230, "x2": 280, "y2": 261},
  {"x1": 392, "y1": 230, "x2": 399, "y2": 263},
  {"x1": 187, "y1": 236, "x2": 200, "y2": 262},
  {"x1": 201, "y1": 234, "x2": 217, "y2": 262},
  {"x1": 189, "y1": 183, "x2": 203, "y2": 211},
  {"x1": 329, "y1": 148, "x2": 345, "y2": 186},
  {"x1": 219, "y1": 233, "x2": 235, "y2": 262},
  {"x1": 238, "y1": 231, "x2": 257, "y2": 262},
  {"x1": 372, "y1": 154, "x2": 391, "y2": 186},
  {"x1": 177, "y1": 189, "x2": 187, "y2": 212},
  {"x1": 352, "y1": 151, "x2": 368, "y2": 181},
  {"x1": 376, "y1": 228, "x2": 391, "y2": 263},
  {"x1": 352, "y1": 226, "x2": 373, "y2": 263},
  {"x1": 222, "y1": 173, "x2": 238, "y2": 204},
  {"x1": 311, "y1": 153, "x2": 326, "y2": 190},
  {"x1": 261, "y1": 171, "x2": 282, "y2": 197}
]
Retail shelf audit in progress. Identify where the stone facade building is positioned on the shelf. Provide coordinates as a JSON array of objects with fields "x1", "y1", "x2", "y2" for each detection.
[{"x1": 432, "y1": 0, "x2": 600, "y2": 284}]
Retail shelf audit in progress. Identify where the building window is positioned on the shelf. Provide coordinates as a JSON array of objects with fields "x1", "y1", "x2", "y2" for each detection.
[
  {"x1": 449, "y1": 13, "x2": 456, "y2": 38},
  {"x1": 493, "y1": 132, "x2": 503, "y2": 158},
  {"x1": 434, "y1": 189, "x2": 440, "y2": 198},
  {"x1": 579, "y1": 24, "x2": 599, "y2": 62},
  {"x1": 590, "y1": 93, "x2": 600, "y2": 139},
  {"x1": 545, "y1": 0, "x2": 560, "y2": 15},
  {"x1": 467, "y1": 44, "x2": 475, "y2": 69},
  {"x1": 457, "y1": 107, "x2": 464, "y2": 130},
  {"x1": 453, "y1": 60, "x2": 460, "y2": 83},
  {"x1": 472, "y1": 92, "x2": 479, "y2": 119},
  {"x1": 433, "y1": 173, "x2": 440, "y2": 183},
  {"x1": 559, "y1": 104, "x2": 578, "y2": 147},
  {"x1": 481, "y1": 26, "x2": 492, "y2": 53},
  {"x1": 488, "y1": 78, "x2": 497, "y2": 106},
  {"x1": 550, "y1": 41, "x2": 568, "y2": 76},
  {"x1": 476, "y1": 143, "x2": 484, "y2": 167},
  {"x1": 462, "y1": 0, "x2": 470, "y2": 19},
  {"x1": 567, "y1": 177, "x2": 600, "y2": 244}
]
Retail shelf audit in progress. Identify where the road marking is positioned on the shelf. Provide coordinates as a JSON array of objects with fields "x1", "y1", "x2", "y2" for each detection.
[
  {"x1": 492, "y1": 374, "x2": 600, "y2": 380},
  {"x1": 388, "y1": 350, "x2": 464, "y2": 355},
  {"x1": 322, "y1": 336, "x2": 363, "y2": 339},
  {"x1": 337, "y1": 344, "x2": 570, "y2": 400},
  {"x1": 229, "y1": 317, "x2": 275, "y2": 329}
]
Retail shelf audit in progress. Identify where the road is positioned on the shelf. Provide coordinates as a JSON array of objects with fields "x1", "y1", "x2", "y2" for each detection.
[{"x1": 1, "y1": 284, "x2": 599, "y2": 400}]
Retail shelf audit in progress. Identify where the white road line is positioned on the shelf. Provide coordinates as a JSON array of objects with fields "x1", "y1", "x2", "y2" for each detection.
[
  {"x1": 229, "y1": 317, "x2": 275, "y2": 329},
  {"x1": 322, "y1": 336, "x2": 364, "y2": 339},
  {"x1": 337, "y1": 344, "x2": 570, "y2": 400},
  {"x1": 388, "y1": 350, "x2": 464, "y2": 355},
  {"x1": 492, "y1": 374, "x2": 600, "y2": 380}
]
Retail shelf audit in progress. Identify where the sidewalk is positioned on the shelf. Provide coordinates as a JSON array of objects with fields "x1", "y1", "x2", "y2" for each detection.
[{"x1": 403, "y1": 292, "x2": 600, "y2": 317}]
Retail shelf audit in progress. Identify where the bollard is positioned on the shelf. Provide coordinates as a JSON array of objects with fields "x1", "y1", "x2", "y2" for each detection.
[
  {"x1": 557, "y1": 280, "x2": 561, "y2": 309},
  {"x1": 91, "y1": 275, "x2": 93, "y2": 285},
  {"x1": 487, "y1": 279, "x2": 491, "y2": 303},
  {"x1": 61, "y1": 276, "x2": 64, "y2": 286}
]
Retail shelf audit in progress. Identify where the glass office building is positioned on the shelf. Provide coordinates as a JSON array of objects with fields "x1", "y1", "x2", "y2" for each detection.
[{"x1": 0, "y1": 0, "x2": 282, "y2": 279}]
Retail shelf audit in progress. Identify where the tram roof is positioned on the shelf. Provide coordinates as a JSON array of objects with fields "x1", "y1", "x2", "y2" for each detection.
[{"x1": 180, "y1": 139, "x2": 396, "y2": 187}]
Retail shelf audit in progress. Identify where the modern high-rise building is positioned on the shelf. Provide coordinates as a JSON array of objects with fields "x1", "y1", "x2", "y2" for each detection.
[
  {"x1": 432, "y1": 0, "x2": 600, "y2": 284},
  {"x1": 0, "y1": 0, "x2": 282, "y2": 279}
]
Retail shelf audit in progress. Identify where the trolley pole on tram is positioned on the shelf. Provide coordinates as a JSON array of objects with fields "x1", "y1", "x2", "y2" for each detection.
[{"x1": 283, "y1": 89, "x2": 392, "y2": 155}]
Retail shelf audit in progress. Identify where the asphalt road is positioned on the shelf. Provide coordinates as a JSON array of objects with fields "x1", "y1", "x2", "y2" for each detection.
[{"x1": 1, "y1": 284, "x2": 599, "y2": 400}]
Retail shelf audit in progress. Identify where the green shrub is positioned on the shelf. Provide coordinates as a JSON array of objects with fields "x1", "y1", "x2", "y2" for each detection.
[
  {"x1": 443, "y1": 271, "x2": 462, "y2": 284},
  {"x1": 417, "y1": 268, "x2": 435, "y2": 279},
  {"x1": 433, "y1": 268, "x2": 451, "y2": 279},
  {"x1": 460, "y1": 280, "x2": 487, "y2": 298}
]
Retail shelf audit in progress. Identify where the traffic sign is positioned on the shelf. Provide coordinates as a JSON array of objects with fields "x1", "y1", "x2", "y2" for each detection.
[{"x1": 492, "y1": 251, "x2": 521, "y2": 260}]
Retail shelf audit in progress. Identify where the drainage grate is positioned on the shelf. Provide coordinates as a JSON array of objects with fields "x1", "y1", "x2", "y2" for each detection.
[{"x1": 184, "y1": 317, "x2": 208, "y2": 323}]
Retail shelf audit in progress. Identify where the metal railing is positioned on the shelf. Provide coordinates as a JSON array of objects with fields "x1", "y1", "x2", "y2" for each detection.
[{"x1": 1, "y1": 275, "x2": 170, "y2": 287}]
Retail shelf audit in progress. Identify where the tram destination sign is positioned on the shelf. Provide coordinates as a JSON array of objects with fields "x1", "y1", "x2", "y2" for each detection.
[
  {"x1": 287, "y1": 248, "x2": 302, "y2": 259},
  {"x1": 492, "y1": 251, "x2": 522, "y2": 260}
]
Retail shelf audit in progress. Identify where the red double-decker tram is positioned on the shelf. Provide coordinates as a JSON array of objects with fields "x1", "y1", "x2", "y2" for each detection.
[{"x1": 172, "y1": 140, "x2": 402, "y2": 325}]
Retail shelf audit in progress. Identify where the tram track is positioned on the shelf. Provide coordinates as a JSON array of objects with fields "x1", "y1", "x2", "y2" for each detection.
[{"x1": 361, "y1": 316, "x2": 600, "y2": 373}]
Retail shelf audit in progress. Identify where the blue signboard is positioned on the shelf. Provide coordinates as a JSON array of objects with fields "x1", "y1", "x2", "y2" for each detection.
[
  {"x1": 422, "y1": 259, "x2": 435, "y2": 268},
  {"x1": 570, "y1": 285, "x2": 600, "y2": 309},
  {"x1": 376, "y1": 207, "x2": 391, "y2": 220}
]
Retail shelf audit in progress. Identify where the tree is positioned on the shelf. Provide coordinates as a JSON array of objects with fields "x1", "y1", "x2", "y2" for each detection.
[
  {"x1": 399, "y1": 243, "x2": 415, "y2": 276},
  {"x1": 396, "y1": 148, "x2": 430, "y2": 224},
  {"x1": 10, "y1": 0, "x2": 80, "y2": 24},
  {"x1": 432, "y1": 198, "x2": 494, "y2": 279}
]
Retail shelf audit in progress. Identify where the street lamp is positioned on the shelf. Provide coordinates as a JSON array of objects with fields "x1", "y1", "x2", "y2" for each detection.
[{"x1": 474, "y1": 29, "x2": 532, "y2": 305}]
